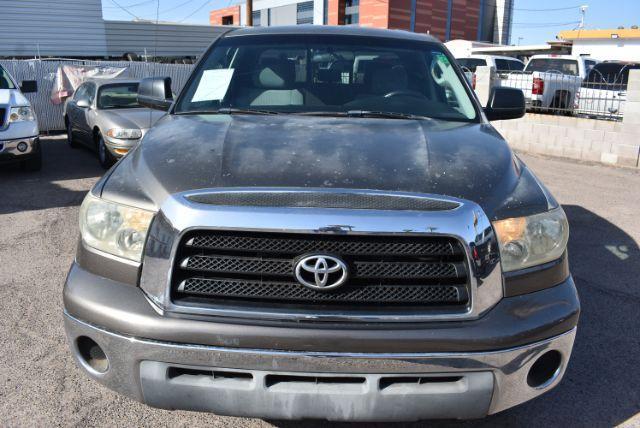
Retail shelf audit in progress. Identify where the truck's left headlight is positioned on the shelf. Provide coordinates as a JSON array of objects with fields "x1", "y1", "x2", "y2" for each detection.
[
  {"x1": 8, "y1": 106, "x2": 35, "y2": 122},
  {"x1": 79, "y1": 193, "x2": 154, "y2": 262},
  {"x1": 493, "y1": 207, "x2": 569, "y2": 272}
]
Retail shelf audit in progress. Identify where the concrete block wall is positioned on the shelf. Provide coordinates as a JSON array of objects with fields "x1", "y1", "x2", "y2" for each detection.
[
  {"x1": 488, "y1": 69, "x2": 640, "y2": 169},
  {"x1": 492, "y1": 115, "x2": 640, "y2": 168}
]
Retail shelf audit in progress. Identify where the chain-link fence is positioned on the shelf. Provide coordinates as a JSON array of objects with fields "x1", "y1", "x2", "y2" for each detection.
[{"x1": 0, "y1": 59, "x2": 194, "y2": 132}]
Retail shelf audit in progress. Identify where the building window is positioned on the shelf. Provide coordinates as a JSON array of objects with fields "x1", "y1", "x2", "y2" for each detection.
[
  {"x1": 296, "y1": 1, "x2": 314, "y2": 25},
  {"x1": 343, "y1": 0, "x2": 359, "y2": 25},
  {"x1": 252, "y1": 10, "x2": 261, "y2": 26},
  {"x1": 221, "y1": 15, "x2": 234, "y2": 25}
]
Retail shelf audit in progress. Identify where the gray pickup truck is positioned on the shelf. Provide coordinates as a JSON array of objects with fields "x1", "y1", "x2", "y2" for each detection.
[{"x1": 63, "y1": 26, "x2": 579, "y2": 422}]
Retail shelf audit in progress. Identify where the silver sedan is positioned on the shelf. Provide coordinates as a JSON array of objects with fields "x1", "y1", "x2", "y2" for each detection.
[{"x1": 63, "y1": 78, "x2": 165, "y2": 168}]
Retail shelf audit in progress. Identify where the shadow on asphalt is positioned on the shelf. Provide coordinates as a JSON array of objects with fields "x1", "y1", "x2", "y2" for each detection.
[
  {"x1": 268, "y1": 205, "x2": 640, "y2": 427},
  {"x1": 0, "y1": 135, "x2": 103, "y2": 214}
]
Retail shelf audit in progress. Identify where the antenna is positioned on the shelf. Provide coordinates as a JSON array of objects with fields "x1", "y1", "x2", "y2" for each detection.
[{"x1": 579, "y1": 5, "x2": 588, "y2": 29}]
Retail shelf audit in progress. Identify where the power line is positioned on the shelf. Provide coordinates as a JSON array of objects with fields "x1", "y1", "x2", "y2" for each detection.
[
  {"x1": 160, "y1": 0, "x2": 201, "y2": 15},
  {"x1": 107, "y1": 0, "x2": 142, "y2": 19},
  {"x1": 178, "y1": 0, "x2": 215, "y2": 22},
  {"x1": 103, "y1": 0, "x2": 157, "y2": 9}
]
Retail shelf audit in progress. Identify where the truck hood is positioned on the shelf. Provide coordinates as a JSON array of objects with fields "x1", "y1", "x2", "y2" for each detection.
[
  {"x1": 100, "y1": 114, "x2": 553, "y2": 220},
  {"x1": 0, "y1": 89, "x2": 30, "y2": 107}
]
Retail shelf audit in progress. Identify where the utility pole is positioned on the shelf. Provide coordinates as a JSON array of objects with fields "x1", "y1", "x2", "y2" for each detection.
[
  {"x1": 246, "y1": 0, "x2": 253, "y2": 26},
  {"x1": 578, "y1": 5, "x2": 588, "y2": 29}
]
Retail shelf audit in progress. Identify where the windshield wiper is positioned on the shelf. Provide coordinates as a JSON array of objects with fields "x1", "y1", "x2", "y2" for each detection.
[
  {"x1": 346, "y1": 110, "x2": 429, "y2": 120},
  {"x1": 175, "y1": 108, "x2": 280, "y2": 116},
  {"x1": 294, "y1": 110, "x2": 429, "y2": 120}
]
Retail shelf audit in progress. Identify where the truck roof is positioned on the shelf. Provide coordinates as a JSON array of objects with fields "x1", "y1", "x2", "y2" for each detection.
[{"x1": 224, "y1": 25, "x2": 440, "y2": 44}]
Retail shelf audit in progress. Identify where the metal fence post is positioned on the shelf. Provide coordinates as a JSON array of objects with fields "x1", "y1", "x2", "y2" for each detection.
[{"x1": 475, "y1": 65, "x2": 495, "y2": 107}]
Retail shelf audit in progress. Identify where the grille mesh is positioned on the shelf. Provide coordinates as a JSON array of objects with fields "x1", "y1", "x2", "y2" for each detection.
[
  {"x1": 186, "y1": 192, "x2": 460, "y2": 211},
  {"x1": 187, "y1": 234, "x2": 457, "y2": 257},
  {"x1": 181, "y1": 278, "x2": 462, "y2": 304},
  {"x1": 172, "y1": 231, "x2": 469, "y2": 309},
  {"x1": 0, "y1": 108, "x2": 5, "y2": 128}
]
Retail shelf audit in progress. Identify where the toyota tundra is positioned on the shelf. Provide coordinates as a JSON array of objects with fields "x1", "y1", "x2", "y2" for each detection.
[{"x1": 63, "y1": 26, "x2": 579, "y2": 422}]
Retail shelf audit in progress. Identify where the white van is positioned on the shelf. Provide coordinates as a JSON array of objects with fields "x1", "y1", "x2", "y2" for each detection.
[{"x1": 0, "y1": 64, "x2": 41, "y2": 171}]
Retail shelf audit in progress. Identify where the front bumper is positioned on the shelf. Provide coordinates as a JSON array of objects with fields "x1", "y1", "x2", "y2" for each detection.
[
  {"x1": 0, "y1": 135, "x2": 40, "y2": 162},
  {"x1": 65, "y1": 313, "x2": 575, "y2": 421},
  {"x1": 63, "y1": 262, "x2": 579, "y2": 421}
]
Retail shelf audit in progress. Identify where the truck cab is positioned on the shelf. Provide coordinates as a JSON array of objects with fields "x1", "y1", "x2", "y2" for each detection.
[{"x1": 0, "y1": 65, "x2": 41, "y2": 171}]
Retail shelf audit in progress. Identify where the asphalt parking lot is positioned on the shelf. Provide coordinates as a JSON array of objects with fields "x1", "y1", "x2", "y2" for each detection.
[{"x1": 0, "y1": 135, "x2": 639, "y2": 427}]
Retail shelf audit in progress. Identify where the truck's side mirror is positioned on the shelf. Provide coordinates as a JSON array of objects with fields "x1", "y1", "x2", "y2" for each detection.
[
  {"x1": 484, "y1": 87, "x2": 525, "y2": 121},
  {"x1": 138, "y1": 77, "x2": 173, "y2": 111},
  {"x1": 20, "y1": 80, "x2": 38, "y2": 93}
]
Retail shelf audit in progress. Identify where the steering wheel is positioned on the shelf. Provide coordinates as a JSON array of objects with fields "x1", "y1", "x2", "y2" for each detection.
[{"x1": 383, "y1": 90, "x2": 424, "y2": 99}]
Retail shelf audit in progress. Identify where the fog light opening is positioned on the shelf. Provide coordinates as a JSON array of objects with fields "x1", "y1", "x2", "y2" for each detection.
[
  {"x1": 527, "y1": 350, "x2": 562, "y2": 389},
  {"x1": 76, "y1": 336, "x2": 109, "y2": 374},
  {"x1": 17, "y1": 142, "x2": 28, "y2": 152}
]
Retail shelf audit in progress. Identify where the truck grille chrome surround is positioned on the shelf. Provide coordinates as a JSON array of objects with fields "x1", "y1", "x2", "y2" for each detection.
[{"x1": 140, "y1": 188, "x2": 503, "y2": 323}]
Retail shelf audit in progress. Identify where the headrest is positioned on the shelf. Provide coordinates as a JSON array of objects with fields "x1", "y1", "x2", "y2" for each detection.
[
  {"x1": 255, "y1": 58, "x2": 295, "y2": 89},
  {"x1": 370, "y1": 64, "x2": 408, "y2": 95}
]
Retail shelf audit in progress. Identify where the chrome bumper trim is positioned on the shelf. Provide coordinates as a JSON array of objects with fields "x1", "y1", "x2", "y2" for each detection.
[{"x1": 64, "y1": 312, "x2": 576, "y2": 417}]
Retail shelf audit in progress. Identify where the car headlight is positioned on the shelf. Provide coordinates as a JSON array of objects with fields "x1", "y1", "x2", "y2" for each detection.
[
  {"x1": 8, "y1": 106, "x2": 35, "y2": 123},
  {"x1": 493, "y1": 207, "x2": 569, "y2": 272},
  {"x1": 79, "y1": 193, "x2": 155, "y2": 262},
  {"x1": 106, "y1": 128, "x2": 142, "y2": 140}
]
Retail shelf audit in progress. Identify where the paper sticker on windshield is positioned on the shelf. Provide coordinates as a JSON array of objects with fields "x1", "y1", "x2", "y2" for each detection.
[{"x1": 191, "y1": 69, "x2": 234, "y2": 102}]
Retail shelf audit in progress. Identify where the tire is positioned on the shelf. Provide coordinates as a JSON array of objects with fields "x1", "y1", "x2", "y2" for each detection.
[
  {"x1": 21, "y1": 148, "x2": 42, "y2": 172},
  {"x1": 67, "y1": 120, "x2": 79, "y2": 148},
  {"x1": 97, "y1": 133, "x2": 115, "y2": 169}
]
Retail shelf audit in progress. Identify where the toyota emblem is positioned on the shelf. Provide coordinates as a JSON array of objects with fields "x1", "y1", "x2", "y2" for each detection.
[{"x1": 294, "y1": 255, "x2": 348, "y2": 290}]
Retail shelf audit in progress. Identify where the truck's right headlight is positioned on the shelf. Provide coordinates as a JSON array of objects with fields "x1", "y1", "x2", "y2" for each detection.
[
  {"x1": 79, "y1": 193, "x2": 155, "y2": 262},
  {"x1": 493, "y1": 208, "x2": 569, "y2": 272}
]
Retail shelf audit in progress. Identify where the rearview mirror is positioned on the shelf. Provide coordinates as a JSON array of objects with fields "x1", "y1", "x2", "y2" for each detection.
[
  {"x1": 484, "y1": 87, "x2": 525, "y2": 121},
  {"x1": 138, "y1": 77, "x2": 173, "y2": 111},
  {"x1": 20, "y1": 80, "x2": 38, "y2": 93}
]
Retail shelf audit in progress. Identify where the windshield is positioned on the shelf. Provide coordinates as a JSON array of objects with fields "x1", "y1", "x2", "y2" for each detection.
[
  {"x1": 525, "y1": 58, "x2": 579, "y2": 76},
  {"x1": 175, "y1": 35, "x2": 477, "y2": 121},
  {"x1": 587, "y1": 63, "x2": 640, "y2": 84},
  {"x1": 456, "y1": 58, "x2": 486, "y2": 73},
  {"x1": 97, "y1": 83, "x2": 141, "y2": 109},
  {"x1": 0, "y1": 66, "x2": 17, "y2": 90}
]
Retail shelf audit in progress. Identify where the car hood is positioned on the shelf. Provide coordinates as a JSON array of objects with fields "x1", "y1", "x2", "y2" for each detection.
[
  {"x1": 101, "y1": 114, "x2": 553, "y2": 220},
  {"x1": 0, "y1": 89, "x2": 30, "y2": 107},
  {"x1": 97, "y1": 108, "x2": 165, "y2": 130}
]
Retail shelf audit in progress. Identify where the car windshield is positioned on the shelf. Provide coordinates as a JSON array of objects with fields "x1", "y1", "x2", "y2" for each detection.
[
  {"x1": 97, "y1": 83, "x2": 141, "y2": 109},
  {"x1": 525, "y1": 58, "x2": 579, "y2": 76},
  {"x1": 0, "y1": 66, "x2": 17, "y2": 90},
  {"x1": 175, "y1": 35, "x2": 477, "y2": 121}
]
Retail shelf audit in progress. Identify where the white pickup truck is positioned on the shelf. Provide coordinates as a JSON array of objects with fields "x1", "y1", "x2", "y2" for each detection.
[
  {"x1": 576, "y1": 61, "x2": 640, "y2": 120},
  {"x1": 500, "y1": 55, "x2": 598, "y2": 113},
  {"x1": 0, "y1": 64, "x2": 41, "y2": 171}
]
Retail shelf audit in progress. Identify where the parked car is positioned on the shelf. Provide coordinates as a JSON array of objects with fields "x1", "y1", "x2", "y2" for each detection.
[
  {"x1": 63, "y1": 26, "x2": 578, "y2": 422},
  {"x1": 501, "y1": 54, "x2": 599, "y2": 112},
  {"x1": 576, "y1": 61, "x2": 640, "y2": 119},
  {"x1": 0, "y1": 64, "x2": 41, "y2": 171},
  {"x1": 63, "y1": 78, "x2": 165, "y2": 168},
  {"x1": 456, "y1": 54, "x2": 525, "y2": 73}
]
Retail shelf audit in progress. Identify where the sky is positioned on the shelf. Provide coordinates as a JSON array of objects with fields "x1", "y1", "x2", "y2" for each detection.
[{"x1": 101, "y1": 0, "x2": 640, "y2": 45}]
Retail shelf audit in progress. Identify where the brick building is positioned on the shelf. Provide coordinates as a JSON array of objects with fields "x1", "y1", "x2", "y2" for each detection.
[{"x1": 210, "y1": 0, "x2": 513, "y2": 44}]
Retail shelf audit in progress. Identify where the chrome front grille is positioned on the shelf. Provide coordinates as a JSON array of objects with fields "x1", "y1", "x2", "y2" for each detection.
[
  {"x1": 0, "y1": 108, "x2": 6, "y2": 128},
  {"x1": 171, "y1": 231, "x2": 470, "y2": 308}
]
